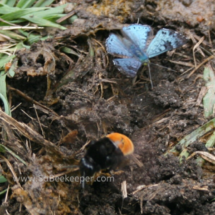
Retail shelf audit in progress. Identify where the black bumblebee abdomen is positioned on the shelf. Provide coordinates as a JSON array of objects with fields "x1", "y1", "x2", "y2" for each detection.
[{"x1": 80, "y1": 137, "x2": 124, "y2": 177}]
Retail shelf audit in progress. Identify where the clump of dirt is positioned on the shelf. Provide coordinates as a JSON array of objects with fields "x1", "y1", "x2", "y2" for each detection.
[
  {"x1": 86, "y1": 0, "x2": 133, "y2": 22},
  {"x1": 157, "y1": 0, "x2": 215, "y2": 30}
]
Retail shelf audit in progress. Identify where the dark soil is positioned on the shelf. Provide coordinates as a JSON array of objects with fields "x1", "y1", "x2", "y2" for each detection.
[{"x1": 1, "y1": 0, "x2": 215, "y2": 215}]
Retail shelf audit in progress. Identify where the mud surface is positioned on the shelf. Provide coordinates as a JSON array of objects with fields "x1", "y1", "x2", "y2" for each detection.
[{"x1": 1, "y1": 0, "x2": 215, "y2": 214}]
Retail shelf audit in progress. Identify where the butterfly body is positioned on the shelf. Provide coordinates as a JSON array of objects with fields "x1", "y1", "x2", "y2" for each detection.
[
  {"x1": 106, "y1": 24, "x2": 187, "y2": 77},
  {"x1": 128, "y1": 43, "x2": 149, "y2": 62}
]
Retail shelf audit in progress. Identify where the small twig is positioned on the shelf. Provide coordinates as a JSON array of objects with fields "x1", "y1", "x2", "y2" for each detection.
[
  {"x1": 189, "y1": 32, "x2": 205, "y2": 57},
  {"x1": 19, "y1": 203, "x2": 22, "y2": 212},
  {"x1": 8, "y1": 85, "x2": 58, "y2": 117},
  {"x1": 188, "y1": 55, "x2": 214, "y2": 78},
  {"x1": 100, "y1": 79, "x2": 117, "y2": 84},
  {"x1": 131, "y1": 185, "x2": 146, "y2": 195},
  {"x1": 11, "y1": 103, "x2": 22, "y2": 112},
  {"x1": 49, "y1": 168, "x2": 79, "y2": 180},
  {"x1": 121, "y1": 181, "x2": 127, "y2": 199},
  {"x1": 196, "y1": 86, "x2": 207, "y2": 106},
  {"x1": 131, "y1": 154, "x2": 143, "y2": 168},
  {"x1": 56, "y1": 11, "x2": 75, "y2": 23},
  {"x1": 0, "y1": 18, "x2": 17, "y2": 26},
  {"x1": 187, "y1": 151, "x2": 215, "y2": 165},
  {"x1": 0, "y1": 26, "x2": 43, "y2": 30},
  {"x1": 193, "y1": 185, "x2": 208, "y2": 191},
  {"x1": 25, "y1": 140, "x2": 32, "y2": 156},
  {"x1": 193, "y1": 36, "x2": 205, "y2": 67},
  {"x1": 33, "y1": 104, "x2": 45, "y2": 137},
  {"x1": 21, "y1": 109, "x2": 34, "y2": 120},
  {"x1": 75, "y1": 140, "x2": 91, "y2": 155},
  {"x1": 169, "y1": 60, "x2": 194, "y2": 67},
  {"x1": 0, "y1": 33, "x2": 12, "y2": 41},
  {"x1": 131, "y1": 183, "x2": 158, "y2": 195},
  {"x1": 0, "y1": 155, "x2": 22, "y2": 189},
  {"x1": 208, "y1": 30, "x2": 212, "y2": 47},
  {"x1": 0, "y1": 109, "x2": 61, "y2": 156},
  {"x1": 4, "y1": 185, "x2": 10, "y2": 204}
]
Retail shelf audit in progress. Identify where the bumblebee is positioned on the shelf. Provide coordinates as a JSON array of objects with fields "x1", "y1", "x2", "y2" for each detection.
[{"x1": 79, "y1": 133, "x2": 134, "y2": 188}]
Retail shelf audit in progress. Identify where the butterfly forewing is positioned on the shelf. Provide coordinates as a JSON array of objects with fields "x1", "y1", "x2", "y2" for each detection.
[
  {"x1": 106, "y1": 33, "x2": 134, "y2": 58},
  {"x1": 113, "y1": 58, "x2": 142, "y2": 77},
  {"x1": 121, "y1": 24, "x2": 153, "y2": 52},
  {"x1": 146, "y1": 28, "x2": 187, "y2": 58}
]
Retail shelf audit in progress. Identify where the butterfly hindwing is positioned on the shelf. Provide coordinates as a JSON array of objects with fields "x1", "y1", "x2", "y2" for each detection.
[
  {"x1": 121, "y1": 24, "x2": 153, "y2": 52},
  {"x1": 113, "y1": 58, "x2": 142, "y2": 77},
  {"x1": 146, "y1": 28, "x2": 187, "y2": 58},
  {"x1": 105, "y1": 33, "x2": 134, "y2": 57}
]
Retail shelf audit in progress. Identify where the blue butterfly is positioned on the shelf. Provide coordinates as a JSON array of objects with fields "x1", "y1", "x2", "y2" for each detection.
[{"x1": 106, "y1": 24, "x2": 187, "y2": 77}]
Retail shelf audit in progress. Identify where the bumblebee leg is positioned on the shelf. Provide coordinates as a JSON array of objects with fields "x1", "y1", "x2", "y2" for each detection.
[{"x1": 80, "y1": 171, "x2": 86, "y2": 190}]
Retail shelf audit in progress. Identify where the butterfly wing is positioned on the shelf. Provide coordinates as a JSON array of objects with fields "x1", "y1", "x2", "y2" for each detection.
[
  {"x1": 113, "y1": 58, "x2": 142, "y2": 77},
  {"x1": 146, "y1": 28, "x2": 187, "y2": 58},
  {"x1": 106, "y1": 33, "x2": 134, "y2": 57},
  {"x1": 121, "y1": 24, "x2": 153, "y2": 52}
]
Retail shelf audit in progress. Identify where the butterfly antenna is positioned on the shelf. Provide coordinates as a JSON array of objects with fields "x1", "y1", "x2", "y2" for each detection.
[
  {"x1": 147, "y1": 63, "x2": 153, "y2": 89},
  {"x1": 149, "y1": 62, "x2": 177, "y2": 72}
]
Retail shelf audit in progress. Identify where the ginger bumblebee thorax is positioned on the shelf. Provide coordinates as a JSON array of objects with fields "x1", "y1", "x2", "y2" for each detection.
[{"x1": 106, "y1": 133, "x2": 134, "y2": 155}]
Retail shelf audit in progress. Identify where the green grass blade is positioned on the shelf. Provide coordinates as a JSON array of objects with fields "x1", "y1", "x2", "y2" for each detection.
[
  {"x1": 16, "y1": 0, "x2": 37, "y2": 8},
  {"x1": 15, "y1": 0, "x2": 27, "y2": 8},
  {"x1": 43, "y1": 14, "x2": 65, "y2": 21},
  {"x1": 0, "y1": 7, "x2": 46, "y2": 21},
  {"x1": 0, "y1": 29, "x2": 26, "y2": 40},
  {"x1": 16, "y1": 41, "x2": 30, "y2": 49},
  {"x1": 22, "y1": 15, "x2": 66, "y2": 29},
  {"x1": 6, "y1": 0, "x2": 16, "y2": 7},
  {"x1": 195, "y1": 130, "x2": 215, "y2": 166},
  {"x1": 167, "y1": 117, "x2": 215, "y2": 158},
  {"x1": 28, "y1": 34, "x2": 50, "y2": 44},
  {"x1": 69, "y1": 15, "x2": 78, "y2": 23},
  {"x1": 61, "y1": 47, "x2": 80, "y2": 57},
  {"x1": 0, "y1": 144, "x2": 5, "y2": 152},
  {"x1": 203, "y1": 65, "x2": 215, "y2": 118},
  {"x1": 5, "y1": 41, "x2": 30, "y2": 52},
  {"x1": 29, "y1": 4, "x2": 66, "y2": 18},
  {"x1": 0, "y1": 188, "x2": 7, "y2": 195},
  {"x1": 0, "y1": 175, "x2": 7, "y2": 183},
  {"x1": 0, "y1": 1, "x2": 7, "y2": 5},
  {"x1": 34, "y1": 0, "x2": 54, "y2": 7},
  {"x1": 0, "y1": 93, "x2": 10, "y2": 115},
  {"x1": 0, "y1": 144, "x2": 27, "y2": 165},
  {"x1": 33, "y1": 13, "x2": 64, "y2": 21},
  {"x1": 4, "y1": 19, "x2": 25, "y2": 24},
  {"x1": 0, "y1": 3, "x2": 19, "y2": 14},
  {"x1": 0, "y1": 55, "x2": 15, "y2": 69},
  {"x1": 0, "y1": 71, "x2": 11, "y2": 115},
  {"x1": 19, "y1": 29, "x2": 50, "y2": 44}
]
